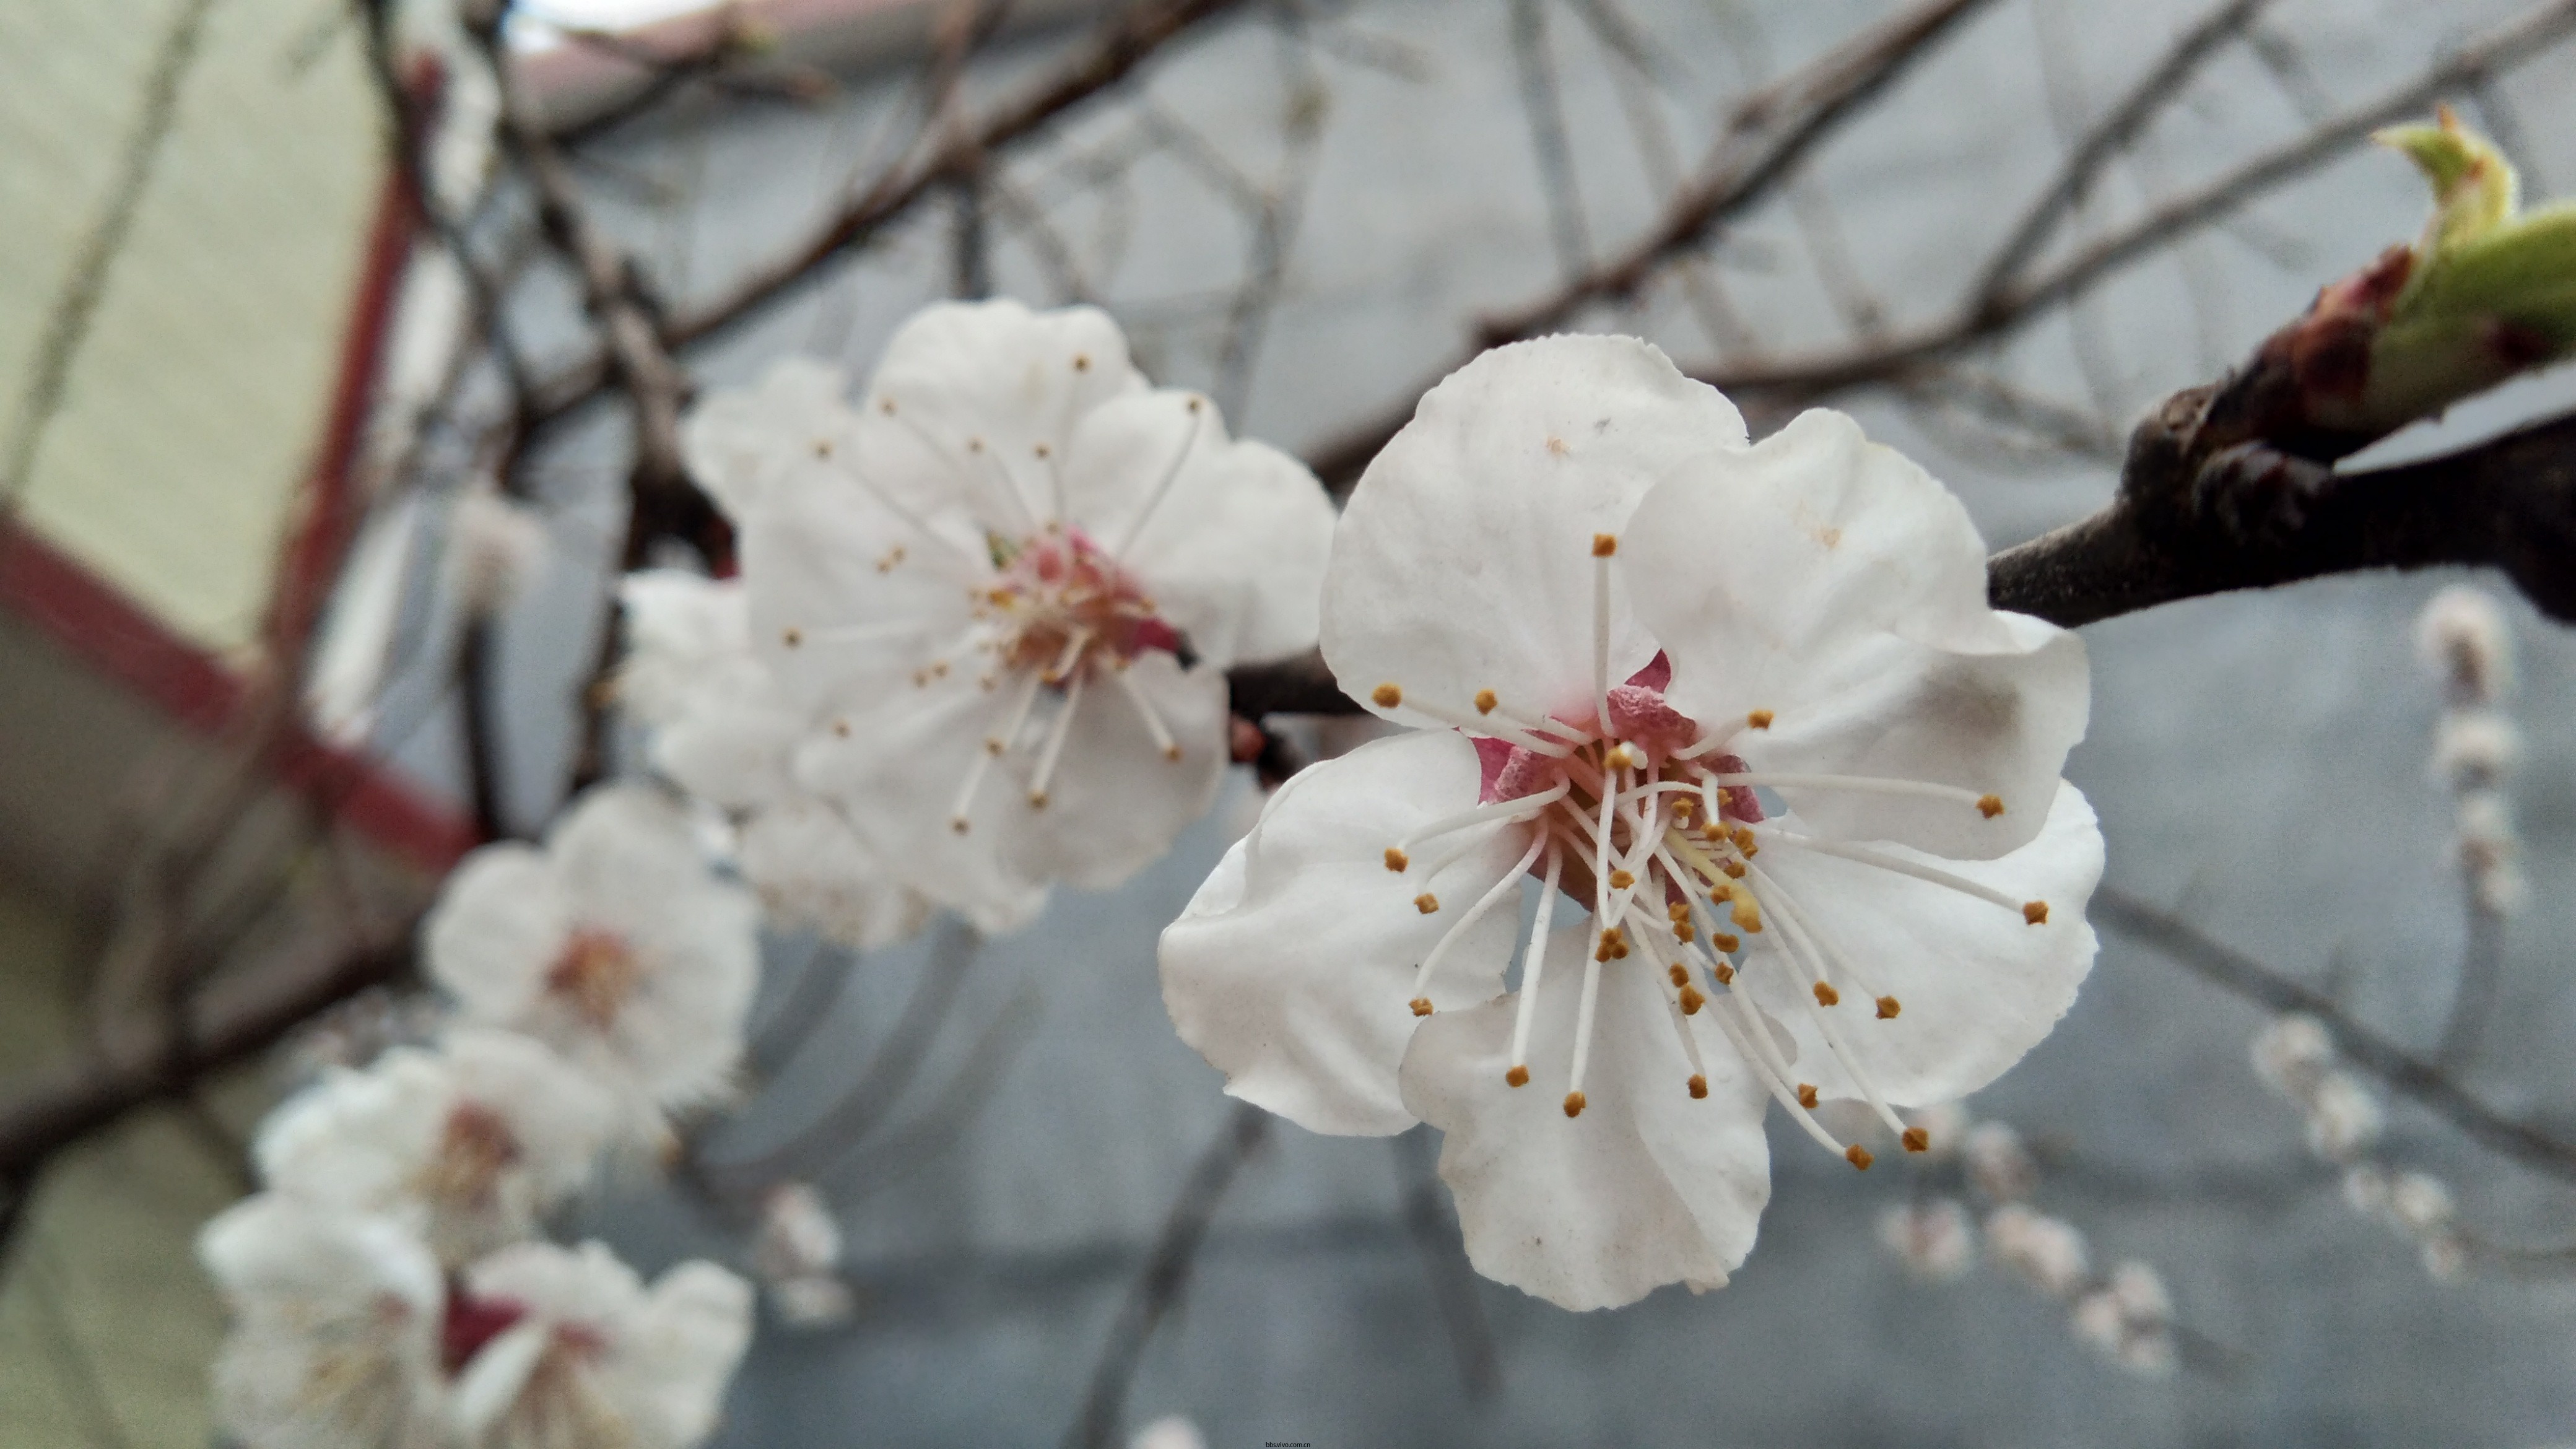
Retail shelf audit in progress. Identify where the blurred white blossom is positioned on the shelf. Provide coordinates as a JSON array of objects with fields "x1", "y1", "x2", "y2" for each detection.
[
  {"x1": 2415, "y1": 585, "x2": 2515, "y2": 707},
  {"x1": 1964, "y1": 1121, "x2": 2041, "y2": 1204},
  {"x1": 1986, "y1": 1204, "x2": 2090, "y2": 1299},
  {"x1": 445, "y1": 482, "x2": 548, "y2": 619},
  {"x1": 1878, "y1": 1198, "x2": 1977, "y2": 1283}
]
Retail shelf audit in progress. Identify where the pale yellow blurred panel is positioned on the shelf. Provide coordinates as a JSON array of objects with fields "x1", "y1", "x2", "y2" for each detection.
[{"x1": 2, "y1": 0, "x2": 385, "y2": 656}]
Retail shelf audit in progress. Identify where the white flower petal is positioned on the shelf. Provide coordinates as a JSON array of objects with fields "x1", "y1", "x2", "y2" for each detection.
[
  {"x1": 617, "y1": 572, "x2": 751, "y2": 728},
  {"x1": 1323, "y1": 334, "x2": 1745, "y2": 724},
  {"x1": 1398, "y1": 925, "x2": 1770, "y2": 1310},
  {"x1": 1061, "y1": 390, "x2": 1337, "y2": 668},
  {"x1": 737, "y1": 799, "x2": 934, "y2": 951},
  {"x1": 1742, "y1": 781, "x2": 2104, "y2": 1108},
  {"x1": 1004, "y1": 653, "x2": 1230, "y2": 892},
  {"x1": 425, "y1": 845, "x2": 572, "y2": 1024},
  {"x1": 651, "y1": 682, "x2": 805, "y2": 811},
  {"x1": 741, "y1": 472, "x2": 982, "y2": 714},
  {"x1": 1159, "y1": 731, "x2": 1524, "y2": 1136},
  {"x1": 681, "y1": 356, "x2": 853, "y2": 522}
]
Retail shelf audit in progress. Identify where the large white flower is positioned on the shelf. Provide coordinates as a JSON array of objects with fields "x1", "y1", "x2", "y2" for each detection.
[
  {"x1": 733, "y1": 298, "x2": 1337, "y2": 923},
  {"x1": 198, "y1": 1194, "x2": 449, "y2": 1449},
  {"x1": 620, "y1": 569, "x2": 949, "y2": 943},
  {"x1": 426, "y1": 783, "x2": 760, "y2": 1118},
  {"x1": 254, "y1": 1028, "x2": 617, "y2": 1264},
  {"x1": 1160, "y1": 334, "x2": 2102, "y2": 1309},
  {"x1": 446, "y1": 1241, "x2": 752, "y2": 1449}
]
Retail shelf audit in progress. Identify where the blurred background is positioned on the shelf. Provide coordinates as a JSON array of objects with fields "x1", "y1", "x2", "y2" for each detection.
[{"x1": 4, "y1": 0, "x2": 2576, "y2": 1444}]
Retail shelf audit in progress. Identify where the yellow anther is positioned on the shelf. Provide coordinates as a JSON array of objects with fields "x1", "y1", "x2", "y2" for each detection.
[
  {"x1": 1813, "y1": 982, "x2": 1841, "y2": 1007},
  {"x1": 1746, "y1": 709, "x2": 1774, "y2": 729},
  {"x1": 1796, "y1": 1084, "x2": 1819, "y2": 1109},
  {"x1": 1591, "y1": 533, "x2": 1618, "y2": 557},
  {"x1": 1474, "y1": 689, "x2": 1497, "y2": 714},
  {"x1": 1409, "y1": 997, "x2": 1434, "y2": 1017},
  {"x1": 1033, "y1": 442, "x2": 1053, "y2": 459},
  {"x1": 1546, "y1": 436, "x2": 1569, "y2": 456},
  {"x1": 782, "y1": 627, "x2": 804, "y2": 648},
  {"x1": 1978, "y1": 794, "x2": 2006, "y2": 819},
  {"x1": 1186, "y1": 398, "x2": 1204, "y2": 414},
  {"x1": 1385, "y1": 848, "x2": 1409, "y2": 872},
  {"x1": 1028, "y1": 790, "x2": 1050, "y2": 809},
  {"x1": 1598, "y1": 927, "x2": 1624, "y2": 953},
  {"x1": 1563, "y1": 1092, "x2": 1587, "y2": 1118},
  {"x1": 1372, "y1": 682, "x2": 1403, "y2": 708},
  {"x1": 811, "y1": 438, "x2": 833, "y2": 458},
  {"x1": 2022, "y1": 900, "x2": 2050, "y2": 925},
  {"x1": 1845, "y1": 1144, "x2": 1875, "y2": 1171},
  {"x1": 1730, "y1": 825, "x2": 1757, "y2": 853},
  {"x1": 877, "y1": 398, "x2": 896, "y2": 414},
  {"x1": 1414, "y1": 892, "x2": 1439, "y2": 915},
  {"x1": 967, "y1": 437, "x2": 986, "y2": 453},
  {"x1": 1902, "y1": 1126, "x2": 1931, "y2": 1154},
  {"x1": 1674, "y1": 921, "x2": 1694, "y2": 942},
  {"x1": 1730, "y1": 899, "x2": 1762, "y2": 933},
  {"x1": 835, "y1": 720, "x2": 853, "y2": 739},
  {"x1": 1679, "y1": 985, "x2": 1705, "y2": 1015},
  {"x1": 1608, "y1": 869, "x2": 1635, "y2": 890},
  {"x1": 1876, "y1": 996, "x2": 1902, "y2": 1020},
  {"x1": 951, "y1": 817, "x2": 970, "y2": 835},
  {"x1": 1668, "y1": 964, "x2": 1689, "y2": 988},
  {"x1": 1668, "y1": 900, "x2": 1690, "y2": 921},
  {"x1": 1611, "y1": 939, "x2": 1630, "y2": 960},
  {"x1": 1712, "y1": 932, "x2": 1740, "y2": 953},
  {"x1": 1687, "y1": 1074, "x2": 1708, "y2": 1099},
  {"x1": 1073, "y1": 353, "x2": 1092, "y2": 372},
  {"x1": 1670, "y1": 795, "x2": 1697, "y2": 819},
  {"x1": 1721, "y1": 859, "x2": 1746, "y2": 879},
  {"x1": 1505, "y1": 1064, "x2": 1530, "y2": 1088},
  {"x1": 1163, "y1": 744, "x2": 1183, "y2": 761},
  {"x1": 1712, "y1": 962, "x2": 1735, "y2": 984}
]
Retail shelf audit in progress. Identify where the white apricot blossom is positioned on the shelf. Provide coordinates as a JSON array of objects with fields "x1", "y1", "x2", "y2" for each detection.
[
  {"x1": 253, "y1": 1027, "x2": 617, "y2": 1264},
  {"x1": 199, "y1": 1195, "x2": 448, "y2": 1449},
  {"x1": 1160, "y1": 334, "x2": 2101, "y2": 1309},
  {"x1": 426, "y1": 783, "x2": 759, "y2": 1118},
  {"x1": 446, "y1": 1240, "x2": 752, "y2": 1449},
  {"x1": 736, "y1": 298, "x2": 1337, "y2": 923},
  {"x1": 620, "y1": 570, "x2": 946, "y2": 944}
]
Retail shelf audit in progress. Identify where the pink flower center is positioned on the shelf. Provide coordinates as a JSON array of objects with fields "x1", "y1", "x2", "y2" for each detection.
[
  {"x1": 546, "y1": 928, "x2": 642, "y2": 1030},
  {"x1": 983, "y1": 526, "x2": 1183, "y2": 681}
]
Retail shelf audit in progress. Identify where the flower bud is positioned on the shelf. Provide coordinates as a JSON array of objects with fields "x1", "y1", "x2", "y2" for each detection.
[
  {"x1": 2251, "y1": 1014, "x2": 2335, "y2": 1102},
  {"x1": 1986, "y1": 1204, "x2": 2089, "y2": 1300},
  {"x1": 1878, "y1": 1198, "x2": 1976, "y2": 1284},
  {"x1": 1964, "y1": 1121, "x2": 2040, "y2": 1203}
]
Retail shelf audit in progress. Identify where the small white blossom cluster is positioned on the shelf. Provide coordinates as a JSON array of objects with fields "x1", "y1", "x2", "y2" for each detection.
[
  {"x1": 1875, "y1": 1105, "x2": 2180, "y2": 1377},
  {"x1": 751, "y1": 1181, "x2": 853, "y2": 1328},
  {"x1": 199, "y1": 785, "x2": 759, "y2": 1449},
  {"x1": 2417, "y1": 585, "x2": 2526, "y2": 915},
  {"x1": 2252, "y1": 1015, "x2": 2468, "y2": 1281}
]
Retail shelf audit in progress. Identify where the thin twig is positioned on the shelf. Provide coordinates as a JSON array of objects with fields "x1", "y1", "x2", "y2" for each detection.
[{"x1": 1060, "y1": 1100, "x2": 1269, "y2": 1449}]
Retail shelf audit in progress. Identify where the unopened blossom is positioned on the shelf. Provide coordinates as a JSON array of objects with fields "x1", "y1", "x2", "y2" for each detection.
[
  {"x1": 740, "y1": 299, "x2": 1338, "y2": 923},
  {"x1": 752, "y1": 1180, "x2": 853, "y2": 1328},
  {"x1": 2343, "y1": 1163, "x2": 2393, "y2": 1216},
  {"x1": 2432, "y1": 710, "x2": 2520, "y2": 790},
  {"x1": 2073, "y1": 1261, "x2": 2177, "y2": 1378},
  {"x1": 2415, "y1": 585, "x2": 2514, "y2": 706},
  {"x1": 2304, "y1": 1071, "x2": 2385, "y2": 1162},
  {"x1": 620, "y1": 570, "x2": 949, "y2": 943},
  {"x1": 255, "y1": 1027, "x2": 616, "y2": 1263},
  {"x1": 1963, "y1": 1120, "x2": 2041, "y2": 1204},
  {"x1": 199, "y1": 1195, "x2": 448, "y2": 1449},
  {"x1": 2251, "y1": 1014, "x2": 2334, "y2": 1101},
  {"x1": 2455, "y1": 788, "x2": 2530, "y2": 915},
  {"x1": 2420, "y1": 1234, "x2": 2470, "y2": 1283},
  {"x1": 426, "y1": 783, "x2": 759, "y2": 1118},
  {"x1": 2389, "y1": 1172, "x2": 2457, "y2": 1236},
  {"x1": 446, "y1": 1240, "x2": 752, "y2": 1449},
  {"x1": 447, "y1": 482, "x2": 549, "y2": 619},
  {"x1": 1878, "y1": 1198, "x2": 1976, "y2": 1283},
  {"x1": 1160, "y1": 335, "x2": 2100, "y2": 1308},
  {"x1": 1986, "y1": 1204, "x2": 2091, "y2": 1299}
]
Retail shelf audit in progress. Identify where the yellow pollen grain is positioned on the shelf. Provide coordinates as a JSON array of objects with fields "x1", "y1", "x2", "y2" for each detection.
[
  {"x1": 1563, "y1": 1092, "x2": 1587, "y2": 1118},
  {"x1": 1414, "y1": 892, "x2": 1440, "y2": 915},
  {"x1": 1372, "y1": 682, "x2": 1403, "y2": 708},
  {"x1": 1385, "y1": 848, "x2": 1409, "y2": 872},
  {"x1": 1730, "y1": 899, "x2": 1762, "y2": 933},
  {"x1": 1796, "y1": 1084, "x2": 1819, "y2": 1109},
  {"x1": 1668, "y1": 964, "x2": 1689, "y2": 988},
  {"x1": 1902, "y1": 1126, "x2": 1931, "y2": 1154},
  {"x1": 1687, "y1": 1074, "x2": 1708, "y2": 1099},
  {"x1": 1409, "y1": 997, "x2": 1434, "y2": 1017},
  {"x1": 1712, "y1": 962, "x2": 1736, "y2": 984},
  {"x1": 1876, "y1": 995, "x2": 1902, "y2": 1019},
  {"x1": 1746, "y1": 709, "x2": 1774, "y2": 729},
  {"x1": 1978, "y1": 793, "x2": 2006, "y2": 819},
  {"x1": 1608, "y1": 869, "x2": 1635, "y2": 890},
  {"x1": 2022, "y1": 900, "x2": 2050, "y2": 925},
  {"x1": 1591, "y1": 533, "x2": 1618, "y2": 558},
  {"x1": 1547, "y1": 436, "x2": 1568, "y2": 456},
  {"x1": 1679, "y1": 985, "x2": 1705, "y2": 1016},
  {"x1": 1845, "y1": 1144, "x2": 1874, "y2": 1171},
  {"x1": 1813, "y1": 982, "x2": 1841, "y2": 1007},
  {"x1": 1505, "y1": 1064, "x2": 1530, "y2": 1088},
  {"x1": 1474, "y1": 689, "x2": 1498, "y2": 714},
  {"x1": 1713, "y1": 932, "x2": 1740, "y2": 953}
]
